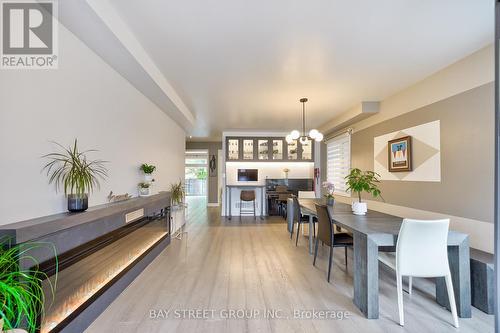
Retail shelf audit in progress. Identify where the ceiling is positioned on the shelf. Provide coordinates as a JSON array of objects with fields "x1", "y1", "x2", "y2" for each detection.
[{"x1": 109, "y1": 0, "x2": 494, "y2": 140}]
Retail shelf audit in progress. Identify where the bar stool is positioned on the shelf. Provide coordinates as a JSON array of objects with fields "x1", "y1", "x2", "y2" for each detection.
[{"x1": 240, "y1": 190, "x2": 256, "y2": 220}]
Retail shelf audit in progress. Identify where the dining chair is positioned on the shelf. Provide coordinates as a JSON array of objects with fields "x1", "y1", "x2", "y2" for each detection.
[
  {"x1": 378, "y1": 219, "x2": 459, "y2": 327},
  {"x1": 239, "y1": 190, "x2": 256, "y2": 220},
  {"x1": 313, "y1": 203, "x2": 353, "y2": 282},
  {"x1": 291, "y1": 195, "x2": 316, "y2": 244},
  {"x1": 277, "y1": 193, "x2": 291, "y2": 218},
  {"x1": 298, "y1": 190, "x2": 316, "y2": 198}
]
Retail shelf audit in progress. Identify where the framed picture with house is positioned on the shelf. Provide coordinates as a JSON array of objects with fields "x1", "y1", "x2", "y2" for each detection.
[{"x1": 388, "y1": 136, "x2": 412, "y2": 172}]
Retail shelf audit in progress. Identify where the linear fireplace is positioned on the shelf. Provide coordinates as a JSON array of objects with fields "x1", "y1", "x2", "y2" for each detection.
[{"x1": 0, "y1": 192, "x2": 171, "y2": 333}]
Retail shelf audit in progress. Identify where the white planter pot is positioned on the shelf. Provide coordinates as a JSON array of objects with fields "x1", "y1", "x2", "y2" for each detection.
[
  {"x1": 352, "y1": 201, "x2": 367, "y2": 215},
  {"x1": 139, "y1": 187, "x2": 150, "y2": 196},
  {"x1": 144, "y1": 174, "x2": 153, "y2": 182}
]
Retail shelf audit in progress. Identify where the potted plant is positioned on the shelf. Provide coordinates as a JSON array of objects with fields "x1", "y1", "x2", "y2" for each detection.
[
  {"x1": 322, "y1": 181, "x2": 335, "y2": 205},
  {"x1": 138, "y1": 182, "x2": 151, "y2": 196},
  {"x1": 0, "y1": 239, "x2": 57, "y2": 333},
  {"x1": 42, "y1": 139, "x2": 108, "y2": 212},
  {"x1": 140, "y1": 164, "x2": 156, "y2": 182},
  {"x1": 170, "y1": 180, "x2": 185, "y2": 207},
  {"x1": 345, "y1": 168, "x2": 383, "y2": 215}
]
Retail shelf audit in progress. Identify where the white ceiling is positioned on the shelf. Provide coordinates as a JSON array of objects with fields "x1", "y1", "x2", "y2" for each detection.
[{"x1": 109, "y1": 0, "x2": 494, "y2": 139}]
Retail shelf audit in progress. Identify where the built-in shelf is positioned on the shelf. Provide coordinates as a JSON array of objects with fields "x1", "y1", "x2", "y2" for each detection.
[{"x1": 225, "y1": 136, "x2": 314, "y2": 162}]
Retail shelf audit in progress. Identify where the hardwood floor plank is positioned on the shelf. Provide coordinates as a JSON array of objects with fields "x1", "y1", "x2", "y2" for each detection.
[{"x1": 85, "y1": 197, "x2": 493, "y2": 333}]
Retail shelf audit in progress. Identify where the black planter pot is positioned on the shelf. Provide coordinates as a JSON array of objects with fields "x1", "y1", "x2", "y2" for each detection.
[{"x1": 68, "y1": 194, "x2": 88, "y2": 212}]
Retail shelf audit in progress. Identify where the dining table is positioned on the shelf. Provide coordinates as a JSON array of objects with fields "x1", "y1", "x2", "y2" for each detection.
[{"x1": 297, "y1": 198, "x2": 471, "y2": 320}]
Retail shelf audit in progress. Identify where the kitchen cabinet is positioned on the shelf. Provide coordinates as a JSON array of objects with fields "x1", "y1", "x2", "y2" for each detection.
[{"x1": 225, "y1": 136, "x2": 314, "y2": 162}]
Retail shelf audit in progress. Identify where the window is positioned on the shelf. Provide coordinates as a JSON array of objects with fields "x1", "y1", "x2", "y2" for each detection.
[{"x1": 326, "y1": 133, "x2": 351, "y2": 196}]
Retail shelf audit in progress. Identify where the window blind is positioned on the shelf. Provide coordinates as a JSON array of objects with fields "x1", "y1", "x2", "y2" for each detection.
[{"x1": 326, "y1": 133, "x2": 351, "y2": 196}]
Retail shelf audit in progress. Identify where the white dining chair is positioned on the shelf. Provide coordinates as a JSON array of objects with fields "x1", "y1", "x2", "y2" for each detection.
[
  {"x1": 378, "y1": 218, "x2": 459, "y2": 328},
  {"x1": 298, "y1": 191, "x2": 316, "y2": 198}
]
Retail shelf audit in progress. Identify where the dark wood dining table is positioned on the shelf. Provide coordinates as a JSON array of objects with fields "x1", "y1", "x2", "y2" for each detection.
[{"x1": 298, "y1": 198, "x2": 471, "y2": 320}]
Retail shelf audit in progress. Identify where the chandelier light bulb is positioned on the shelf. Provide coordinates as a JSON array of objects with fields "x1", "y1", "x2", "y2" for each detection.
[
  {"x1": 285, "y1": 134, "x2": 293, "y2": 144},
  {"x1": 299, "y1": 136, "x2": 308, "y2": 145},
  {"x1": 314, "y1": 133, "x2": 324, "y2": 142},
  {"x1": 290, "y1": 130, "x2": 300, "y2": 140},
  {"x1": 309, "y1": 129, "x2": 319, "y2": 139}
]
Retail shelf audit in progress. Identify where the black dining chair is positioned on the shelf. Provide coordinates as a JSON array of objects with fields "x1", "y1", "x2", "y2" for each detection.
[
  {"x1": 292, "y1": 195, "x2": 317, "y2": 245},
  {"x1": 313, "y1": 203, "x2": 353, "y2": 282}
]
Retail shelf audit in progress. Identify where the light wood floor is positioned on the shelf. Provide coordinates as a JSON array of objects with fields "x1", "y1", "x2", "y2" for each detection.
[{"x1": 86, "y1": 196, "x2": 494, "y2": 333}]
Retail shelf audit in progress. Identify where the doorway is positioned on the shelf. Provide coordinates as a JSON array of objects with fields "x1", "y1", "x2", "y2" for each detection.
[{"x1": 185, "y1": 150, "x2": 208, "y2": 207}]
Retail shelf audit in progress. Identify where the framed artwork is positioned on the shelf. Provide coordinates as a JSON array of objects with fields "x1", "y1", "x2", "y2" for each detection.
[
  {"x1": 209, "y1": 154, "x2": 217, "y2": 177},
  {"x1": 388, "y1": 136, "x2": 412, "y2": 172}
]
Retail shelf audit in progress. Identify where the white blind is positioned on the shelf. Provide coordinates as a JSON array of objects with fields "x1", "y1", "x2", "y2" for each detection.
[{"x1": 326, "y1": 133, "x2": 351, "y2": 196}]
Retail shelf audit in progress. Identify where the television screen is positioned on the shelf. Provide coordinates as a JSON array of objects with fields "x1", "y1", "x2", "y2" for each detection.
[{"x1": 238, "y1": 169, "x2": 258, "y2": 181}]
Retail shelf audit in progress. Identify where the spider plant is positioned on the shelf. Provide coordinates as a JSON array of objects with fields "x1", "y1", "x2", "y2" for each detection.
[
  {"x1": 42, "y1": 139, "x2": 108, "y2": 211},
  {"x1": 0, "y1": 238, "x2": 57, "y2": 333},
  {"x1": 170, "y1": 180, "x2": 185, "y2": 205}
]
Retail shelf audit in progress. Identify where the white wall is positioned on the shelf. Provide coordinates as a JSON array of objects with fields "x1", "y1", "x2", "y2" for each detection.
[{"x1": 0, "y1": 24, "x2": 186, "y2": 225}]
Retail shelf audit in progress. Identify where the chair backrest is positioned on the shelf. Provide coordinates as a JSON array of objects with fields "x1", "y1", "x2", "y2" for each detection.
[
  {"x1": 396, "y1": 218, "x2": 450, "y2": 277},
  {"x1": 278, "y1": 193, "x2": 291, "y2": 201},
  {"x1": 292, "y1": 195, "x2": 302, "y2": 221},
  {"x1": 240, "y1": 190, "x2": 256, "y2": 201},
  {"x1": 298, "y1": 191, "x2": 316, "y2": 198},
  {"x1": 275, "y1": 185, "x2": 288, "y2": 193},
  {"x1": 315, "y1": 203, "x2": 333, "y2": 246}
]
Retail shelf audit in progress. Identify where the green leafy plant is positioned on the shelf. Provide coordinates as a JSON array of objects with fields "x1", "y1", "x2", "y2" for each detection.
[
  {"x1": 170, "y1": 180, "x2": 185, "y2": 205},
  {"x1": 345, "y1": 168, "x2": 383, "y2": 203},
  {"x1": 0, "y1": 239, "x2": 57, "y2": 333},
  {"x1": 42, "y1": 139, "x2": 108, "y2": 196},
  {"x1": 195, "y1": 169, "x2": 207, "y2": 180},
  {"x1": 138, "y1": 182, "x2": 150, "y2": 189},
  {"x1": 140, "y1": 164, "x2": 156, "y2": 174}
]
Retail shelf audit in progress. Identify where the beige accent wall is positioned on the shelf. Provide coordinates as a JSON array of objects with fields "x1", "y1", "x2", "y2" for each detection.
[
  {"x1": 352, "y1": 83, "x2": 494, "y2": 223},
  {"x1": 320, "y1": 45, "x2": 495, "y2": 253}
]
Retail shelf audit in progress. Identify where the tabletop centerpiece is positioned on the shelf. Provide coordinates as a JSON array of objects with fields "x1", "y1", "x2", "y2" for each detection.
[{"x1": 345, "y1": 168, "x2": 383, "y2": 215}]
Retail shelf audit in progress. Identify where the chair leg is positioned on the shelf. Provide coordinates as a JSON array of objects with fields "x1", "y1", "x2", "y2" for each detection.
[
  {"x1": 445, "y1": 273, "x2": 459, "y2": 328},
  {"x1": 397, "y1": 272, "x2": 404, "y2": 326},
  {"x1": 327, "y1": 246, "x2": 333, "y2": 282},
  {"x1": 239, "y1": 201, "x2": 242, "y2": 221},
  {"x1": 313, "y1": 222, "x2": 316, "y2": 239},
  {"x1": 408, "y1": 276, "x2": 412, "y2": 295},
  {"x1": 253, "y1": 200, "x2": 256, "y2": 220},
  {"x1": 344, "y1": 246, "x2": 348, "y2": 273},
  {"x1": 295, "y1": 220, "x2": 301, "y2": 246},
  {"x1": 313, "y1": 237, "x2": 319, "y2": 266}
]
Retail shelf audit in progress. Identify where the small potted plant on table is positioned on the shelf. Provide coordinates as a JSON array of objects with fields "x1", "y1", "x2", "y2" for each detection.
[
  {"x1": 345, "y1": 168, "x2": 383, "y2": 215},
  {"x1": 42, "y1": 139, "x2": 108, "y2": 212},
  {"x1": 322, "y1": 181, "x2": 335, "y2": 205},
  {"x1": 138, "y1": 182, "x2": 151, "y2": 196}
]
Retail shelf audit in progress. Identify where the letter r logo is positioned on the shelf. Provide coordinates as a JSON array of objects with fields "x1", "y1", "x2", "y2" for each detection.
[{"x1": 2, "y1": 2, "x2": 53, "y2": 54}]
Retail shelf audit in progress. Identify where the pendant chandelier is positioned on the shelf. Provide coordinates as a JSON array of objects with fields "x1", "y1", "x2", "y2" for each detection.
[{"x1": 286, "y1": 98, "x2": 323, "y2": 145}]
